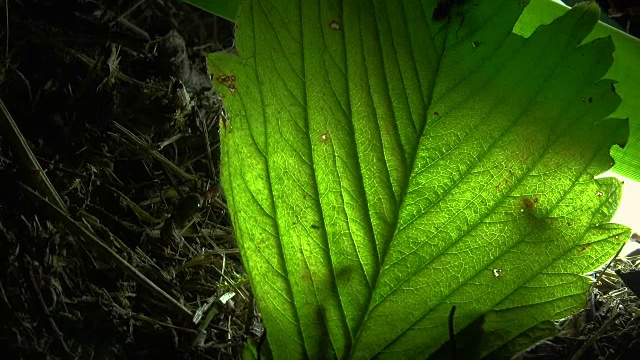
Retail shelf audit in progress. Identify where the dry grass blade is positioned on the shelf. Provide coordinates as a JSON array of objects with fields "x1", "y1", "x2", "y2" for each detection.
[
  {"x1": 20, "y1": 183, "x2": 194, "y2": 320},
  {"x1": 112, "y1": 121, "x2": 198, "y2": 182},
  {"x1": 0, "y1": 97, "x2": 68, "y2": 213}
]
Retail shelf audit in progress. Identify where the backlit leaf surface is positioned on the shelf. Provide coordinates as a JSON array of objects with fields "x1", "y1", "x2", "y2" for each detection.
[{"x1": 208, "y1": 0, "x2": 630, "y2": 358}]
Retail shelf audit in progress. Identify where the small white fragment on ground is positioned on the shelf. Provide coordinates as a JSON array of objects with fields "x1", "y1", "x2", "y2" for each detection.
[{"x1": 219, "y1": 291, "x2": 235, "y2": 304}]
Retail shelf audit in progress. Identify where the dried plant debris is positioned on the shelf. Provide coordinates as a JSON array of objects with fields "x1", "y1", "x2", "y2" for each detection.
[
  {"x1": 0, "y1": 0, "x2": 252, "y2": 358},
  {"x1": 516, "y1": 247, "x2": 640, "y2": 360}
]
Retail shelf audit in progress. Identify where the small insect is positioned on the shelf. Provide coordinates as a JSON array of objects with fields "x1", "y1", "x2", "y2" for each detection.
[
  {"x1": 493, "y1": 268, "x2": 503, "y2": 277},
  {"x1": 172, "y1": 182, "x2": 221, "y2": 228},
  {"x1": 160, "y1": 181, "x2": 223, "y2": 250}
]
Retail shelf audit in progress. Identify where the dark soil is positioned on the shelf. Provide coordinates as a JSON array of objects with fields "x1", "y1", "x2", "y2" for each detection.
[
  {"x1": 1, "y1": 0, "x2": 255, "y2": 359},
  {"x1": 0, "y1": 0, "x2": 638, "y2": 360}
]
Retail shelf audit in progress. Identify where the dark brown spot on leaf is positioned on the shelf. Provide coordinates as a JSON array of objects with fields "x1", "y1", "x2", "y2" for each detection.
[
  {"x1": 521, "y1": 195, "x2": 539, "y2": 212},
  {"x1": 579, "y1": 243, "x2": 592, "y2": 253},
  {"x1": 217, "y1": 75, "x2": 237, "y2": 94}
]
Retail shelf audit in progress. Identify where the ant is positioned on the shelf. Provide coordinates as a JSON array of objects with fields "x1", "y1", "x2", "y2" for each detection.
[
  {"x1": 172, "y1": 180, "x2": 222, "y2": 229},
  {"x1": 160, "y1": 179, "x2": 225, "y2": 251}
]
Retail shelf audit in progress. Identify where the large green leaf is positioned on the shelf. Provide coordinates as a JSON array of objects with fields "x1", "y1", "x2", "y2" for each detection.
[
  {"x1": 517, "y1": 0, "x2": 640, "y2": 185},
  {"x1": 207, "y1": 0, "x2": 631, "y2": 358}
]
